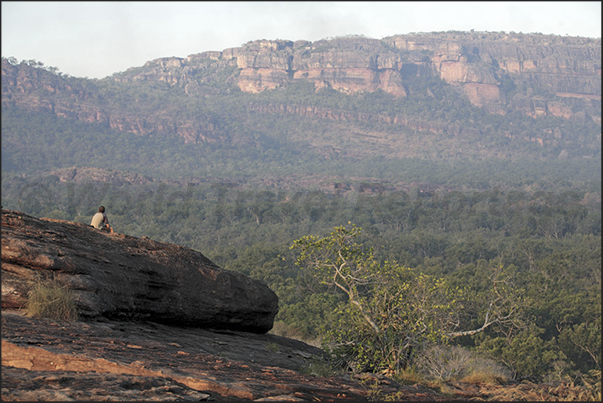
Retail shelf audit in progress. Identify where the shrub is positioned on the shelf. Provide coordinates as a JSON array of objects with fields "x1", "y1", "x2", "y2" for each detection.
[
  {"x1": 416, "y1": 345, "x2": 512, "y2": 383},
  {"x1": 26, "y1": 279, "x2": 79, "y2": 321},
  {"x1": 416, "y1": 345, "x2": 472, "y2": 381}
]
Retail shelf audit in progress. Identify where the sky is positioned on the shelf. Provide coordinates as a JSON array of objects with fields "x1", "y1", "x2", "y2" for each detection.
[{"x1": 2, "y1": 1, "x2": 601, "y2": 79}]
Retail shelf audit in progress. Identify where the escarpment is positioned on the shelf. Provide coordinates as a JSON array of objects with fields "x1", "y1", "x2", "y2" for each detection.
[
  {"x1": 2, "y1": 32, "x2": 600, "y2": 144},
  {"x1": 1, "y1": 209, "x2": 278, "y2": 333}
]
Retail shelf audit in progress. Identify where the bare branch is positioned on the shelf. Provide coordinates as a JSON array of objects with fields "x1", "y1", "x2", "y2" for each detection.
[{"x1": 350, "y1": 298, "x2": 381, "y2": 335}]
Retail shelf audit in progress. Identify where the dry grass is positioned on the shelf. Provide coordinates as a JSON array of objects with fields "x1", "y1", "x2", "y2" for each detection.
[
  {"x1": 581, "y1": 370, "x2": 602, "y2": 402},
  {"x1": 26, "y1": 279, "x2": 78, "y2": 321},
  {"x1": 459, "y1": 371, "x2": 508, "y2": 385},
  {"x1": 471, "y1": 370, "x2": 601, "y2": 401},
  {"x1": 392, "y1": 367, "x2": 427, "y2": 386}
]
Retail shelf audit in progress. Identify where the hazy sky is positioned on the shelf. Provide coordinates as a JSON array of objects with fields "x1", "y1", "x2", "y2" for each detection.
[{"x1": 2, "y1": 1, "x2": 601, "y2": 79}]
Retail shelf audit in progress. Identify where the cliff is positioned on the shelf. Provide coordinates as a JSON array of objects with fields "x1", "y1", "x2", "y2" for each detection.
[
  {"x1": 131, "y1": 33, "x2": 601, "y2": 116},
  {"x1": 2, "y1": 32, "x2": 600, "y2": 146},
  {"x1": 384, "y1": 32, "x2": 601, "y2": 115}
]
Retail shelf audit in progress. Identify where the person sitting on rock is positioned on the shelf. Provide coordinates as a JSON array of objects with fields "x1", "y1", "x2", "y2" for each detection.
[{"x1": 90, "y1": 206, "x2": 113, "y2": 233}]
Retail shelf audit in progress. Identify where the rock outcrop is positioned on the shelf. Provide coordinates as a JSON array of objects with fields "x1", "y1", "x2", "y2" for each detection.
[
  {"x1": 384, "y1": 32, "x2": 601, "y2": 117},
  {"x1": 1, "y1": 312, "x2": 363, "y2": 401},
  {"x1": 1, "y1": 209, "x2": 278, "y2": 333},
  {"x1": 0, "y1": 59, "x2": 226, "y2": 144},
  {"x1": 134, "y1": 33, "x2": 600, "y2": 117}
]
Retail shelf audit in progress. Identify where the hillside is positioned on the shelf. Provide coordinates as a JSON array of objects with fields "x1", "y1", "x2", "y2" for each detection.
[{"x1": 1, "y1": 31, "x2": 601, "y2": 186}]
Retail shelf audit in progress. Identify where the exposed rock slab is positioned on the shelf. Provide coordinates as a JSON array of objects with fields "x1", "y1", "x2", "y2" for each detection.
[
  {"x1": 1, "y1": 367, "x2": 212, "y2": 401},
  {"x1": 1, "y1": 209, "x2": 278, "y2": 333},
  {"x1": 1, "y1": 311, "x2": 380, "y2": 401}
]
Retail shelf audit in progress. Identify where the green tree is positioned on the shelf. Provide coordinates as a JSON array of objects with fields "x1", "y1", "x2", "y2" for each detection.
[
  {"x1": 290, "y1": 225, "x2": 523, "y2": 374},
  {"x1": 476, "y1": 325, "x2": 565, "y2": 378}
]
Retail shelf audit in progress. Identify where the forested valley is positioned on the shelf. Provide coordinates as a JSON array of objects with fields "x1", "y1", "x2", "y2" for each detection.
[{"x1": 1, "y1": 32, "x2": 601, "y2": 388}]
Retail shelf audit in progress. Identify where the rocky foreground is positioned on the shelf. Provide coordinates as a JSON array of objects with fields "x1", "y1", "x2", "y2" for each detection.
[
  {"x1": 2, "y1": 310, "x2": 381, "y2": 401},
  {"x1": 3, "y1": 311, "x2": 595, "y2": 402},
  {"x1": 1, "y1": 209, "x2": 592, "y2": 401}
]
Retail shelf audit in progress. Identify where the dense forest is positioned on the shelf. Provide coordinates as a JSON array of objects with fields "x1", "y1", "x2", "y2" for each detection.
[
  {"x1": 1, "y1": 31, "x2": 601, "y2": 386},
  {"x1": 2, "y1": 160, "x2": 600, "y2": 382}
]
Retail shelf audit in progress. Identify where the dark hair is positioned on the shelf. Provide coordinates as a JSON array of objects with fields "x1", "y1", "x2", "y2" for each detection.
[{"x1": 99, "y1": 206, "x2": 106, "y2": 213}]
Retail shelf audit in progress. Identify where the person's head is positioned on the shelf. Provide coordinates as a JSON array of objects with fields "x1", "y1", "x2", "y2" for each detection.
[{"x1": 99, "y1": 206, "x2": 106, "y2": 213}]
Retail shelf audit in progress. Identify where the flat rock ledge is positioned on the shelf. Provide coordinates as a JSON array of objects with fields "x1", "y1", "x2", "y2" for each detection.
[
  {"x1": 1, "y1": 311, "x2": 377, "y2": 401},
  {"x1": 1, "y1": 209, "x2": 278, "y2": 333}
]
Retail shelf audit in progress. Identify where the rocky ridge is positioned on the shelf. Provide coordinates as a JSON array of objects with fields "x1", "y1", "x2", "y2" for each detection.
[
  {"x1": 138, "y1": 33, "x2": 601, "y2": 108},
  {"x1": 118, "y1": 32, "x2": 602, "y2": 118},
  {"x1": 2, "y1": 32, "x2": 600, "y2": 145},
  {"x1": 0, "y1": 208, "x2": 447, "y2": 401}
]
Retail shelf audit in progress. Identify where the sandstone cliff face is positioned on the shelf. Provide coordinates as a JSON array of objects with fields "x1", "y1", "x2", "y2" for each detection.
[
  {"x1": 231, "y1": 37, "x2": 410, "y2": 96},
  {"x1": 384, "y1": 32, "x2": 601, "y2": 118},
  {"x1": 204, "y1": 33, "x2": 599, "y2": 118},
  {"x1": 1, "y1": 209, "x2": 278, "y2": 333},
  {"x1": 2, "y1": 32, "x2": 600, "y2": 144}
]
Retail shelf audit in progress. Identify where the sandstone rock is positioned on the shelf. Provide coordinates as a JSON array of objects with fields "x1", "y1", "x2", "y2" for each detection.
[
  {"x1": 385, "y1": 32, "x2": 600, "y2": 111},
  {"x1": 1, "y1": 209, "x2": 278, "y2": 333},
  {"x1": 1, "y1": 367, "x2": 213, "y2": 401},
  {"x1": 377, "y1": 69, "x2": 407, "y2": 97},
  {"x1": 238, "y1": 68, "x2": 290, "y2": 93},
  {"x1": 2, "y1": 32, "x2": 600, "y2": 145},
  {"x1": 462, "y1": 83, "x2": 502, "y2": 111},
  {"x1": 1, "y1": 311, "x2": 373, "y2": 401}
]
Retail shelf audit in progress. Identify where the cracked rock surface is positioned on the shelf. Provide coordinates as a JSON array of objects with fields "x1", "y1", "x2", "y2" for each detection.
[{"x1": 1, "y1": 311, "x2": 383, "y2": 401}]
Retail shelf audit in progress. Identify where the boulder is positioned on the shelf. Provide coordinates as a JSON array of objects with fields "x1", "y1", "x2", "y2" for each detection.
[{"x1": 1, "y1": 209, "x2": 278, "y2": 333}]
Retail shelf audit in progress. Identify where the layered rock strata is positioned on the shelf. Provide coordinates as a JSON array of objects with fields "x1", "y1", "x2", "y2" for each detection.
[{"x1": 2, "y1": 32, "x2": 600, "y2": 144}]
